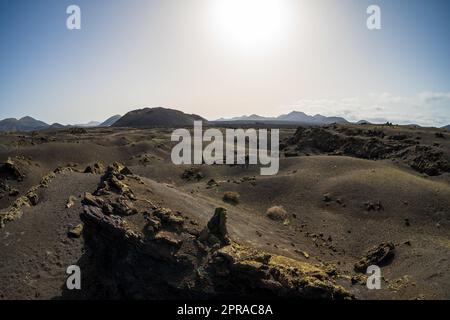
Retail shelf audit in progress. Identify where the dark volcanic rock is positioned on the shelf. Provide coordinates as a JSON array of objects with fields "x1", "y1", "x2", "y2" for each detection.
[
  {"x1": 182, "y1": 167, "x2": 204, "y2": 181},
  {"x1": 365, "y1": 201, "x2": 383, "y2": 212},
  {"x1": 286, "y1": 126, "x2": 450, "y2": 175},
  {"x1": 199, "y1": 207, "x2": 230, "y2": 246},
  {"x1": 206, "y1": 179, "x2": 219, "y2": 188},
  {"x1": 26, "y1": 192, "x2": 39, "y2": 206},
  {"x1": 0, "y1": 159, "x2": 24, "y2": 181},
  {"x1": 69, "y1": 127, "x2": 88, "y2": 134},
  {"x1": 80, "y1": 200, "x2": 352, "y2": 299},
  {"x1": 81, "y1": 162, "x2": 138, "y2": 217},
  {"x1": 354, "y1": 242, "x2": 395, "y2": 273},
  {"x1": 407, "y1": 145, "x2": 450, "y2": 176},
  {"x1": 95, "y1": 162, "x2": 136, "y2": 199},
  {"x1": 84, "y1": 162, "x2": 105, "y2": 174}
]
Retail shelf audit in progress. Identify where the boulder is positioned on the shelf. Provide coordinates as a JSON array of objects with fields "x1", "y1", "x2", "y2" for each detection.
[
  {"x1": 354, "y1": 242, "x2": 395, "y2": 273},
  {"x1": 0, "y1": 159, "x2": 24, "y2": 181}
]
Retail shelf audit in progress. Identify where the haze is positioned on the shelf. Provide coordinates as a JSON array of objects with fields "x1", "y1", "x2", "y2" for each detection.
[{"x1": 0, "y1": 0, "x2": 449, "y2": 126}]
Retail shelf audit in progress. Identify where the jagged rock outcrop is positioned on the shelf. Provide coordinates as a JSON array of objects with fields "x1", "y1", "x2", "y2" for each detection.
[
  {"x1": 79, "y1": 170, "x2": 353, "y2": 299},
  {"x1": 285, "y1": 126, "x2": 450, "y2": 176},
  {"x1": 81, "y1": 162, "x2": 138, "y2": 217},
  {"x1": 198, "y1": 207, "x2": 230, "y2": 246}
]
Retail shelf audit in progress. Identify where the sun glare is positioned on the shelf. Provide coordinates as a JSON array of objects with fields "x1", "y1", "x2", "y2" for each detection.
[{"x1": 209, "y1": 0, "x2": 292, "y2": 52}]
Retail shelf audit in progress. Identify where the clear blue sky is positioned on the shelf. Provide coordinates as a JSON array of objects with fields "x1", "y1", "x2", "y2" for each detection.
[{"x1": 0, "y1": 0, "x2": 449, "y2": 126}]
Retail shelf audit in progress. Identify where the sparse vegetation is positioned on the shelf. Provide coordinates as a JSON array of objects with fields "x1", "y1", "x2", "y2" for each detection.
[
  {"x1": 222, "y1": 191, "x2": 240, "y2": 205},
  {"x1": 266, "y1": 206, "x2": 287, "y2": 221}
]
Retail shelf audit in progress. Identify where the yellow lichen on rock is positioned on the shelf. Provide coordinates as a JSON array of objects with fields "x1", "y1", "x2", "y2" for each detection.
[{"x1": 213, "y1": 242, "x2": 353, "y2": 299}]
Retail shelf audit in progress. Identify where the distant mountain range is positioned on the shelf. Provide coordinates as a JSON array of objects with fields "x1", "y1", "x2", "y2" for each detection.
[
  {"x1": 0, "y1": 114, "x2": 122, "y2": 132},
  {"x1": 1, "y1": 108, "x2": 448, "y2": 132},
  {"x1": 74, "y1": 121, "x2": 101, "y2": 128},
  {"x1": 0, "y1": 116, "x2": 49, "y2": 132},
  {"x1": 214, "y1": 111, "x2": 349, "y2": 125}
]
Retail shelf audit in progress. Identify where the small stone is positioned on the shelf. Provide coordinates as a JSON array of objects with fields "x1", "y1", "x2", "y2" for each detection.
[
  {"x1": 364, "y1": 201, "x2": 383, "y2": 212},
  {"x1": 323, "y1": 194, "x2": 332, "y2": 202},
  {"x1": 206, "y1": 179, "x2": 219, "y2": 188},
  {"x1": 68, "y1": 224, "x2": 83, "y2": 238},
  {"x1": 66, "y1": 196, "x2": 77, "y2": 208}
]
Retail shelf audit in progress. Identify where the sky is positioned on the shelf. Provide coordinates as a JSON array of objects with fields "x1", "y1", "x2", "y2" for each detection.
[{"x1": 0, "y1": 0, "x2": 449, "y2": 126}]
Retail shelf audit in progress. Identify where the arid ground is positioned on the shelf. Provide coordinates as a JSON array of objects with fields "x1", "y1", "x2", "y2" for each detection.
[{"x1": 1, "y1": 124, "x2": 450, "y2": 300}]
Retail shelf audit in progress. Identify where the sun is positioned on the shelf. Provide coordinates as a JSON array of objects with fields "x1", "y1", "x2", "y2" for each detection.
[{"x1": 209, "y1": 0, "x2": 292, "y2": 52}]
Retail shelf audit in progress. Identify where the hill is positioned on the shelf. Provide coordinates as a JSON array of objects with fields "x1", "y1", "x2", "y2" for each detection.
[
  {"x1": 112, "y1": 107, "x2": 206, "y2": 128},
  {"x1": 99, "y1": 115, "x2": 121, "y2": 127},
  {"x1": 74, "y1": 121, "x2": 101, "y2": 128},
  {"x1": 0, "y1": 116, "x2": 49, "y2": 132}
]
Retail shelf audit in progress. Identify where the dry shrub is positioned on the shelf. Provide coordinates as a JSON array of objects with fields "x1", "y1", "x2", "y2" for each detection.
[
  {"x1": 222, "y1": 191, "x2": 240, "y2": 205},
  {"x1": 266, "y1": 206, "x2": 287, "y2": 221}
]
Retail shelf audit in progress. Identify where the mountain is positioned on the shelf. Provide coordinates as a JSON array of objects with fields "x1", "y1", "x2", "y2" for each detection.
[
  {"x1": 277, "y1": 111, "x2": 310, "y2": 122},
  {"x1": 0, "y1": 116, "x2": 49, "y2": 132},
  {"x1": 99, "y1": 115, "x2": 121, "y2": 127},
  {"x1": 47, "y1": 123, "x2": 66, "y2": 130},
  {"x1": 312, "y1": 114, "x2": 349, "y2": 124},
  {"x1": 224, "y1": 114, "x2": 275, "y2": 121},
  {"x1": 442, "y1": 125, "x2": 450, "y2": 130},
  {"x1": 74, "y1": 121, "x2": 101, "y2": 128},
  {"x1": 112, "y1": 107, "x2": 206, "y2": 128},
  {"x1": 215, "y1": 111, "x2": 349, "y2": 125}
]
